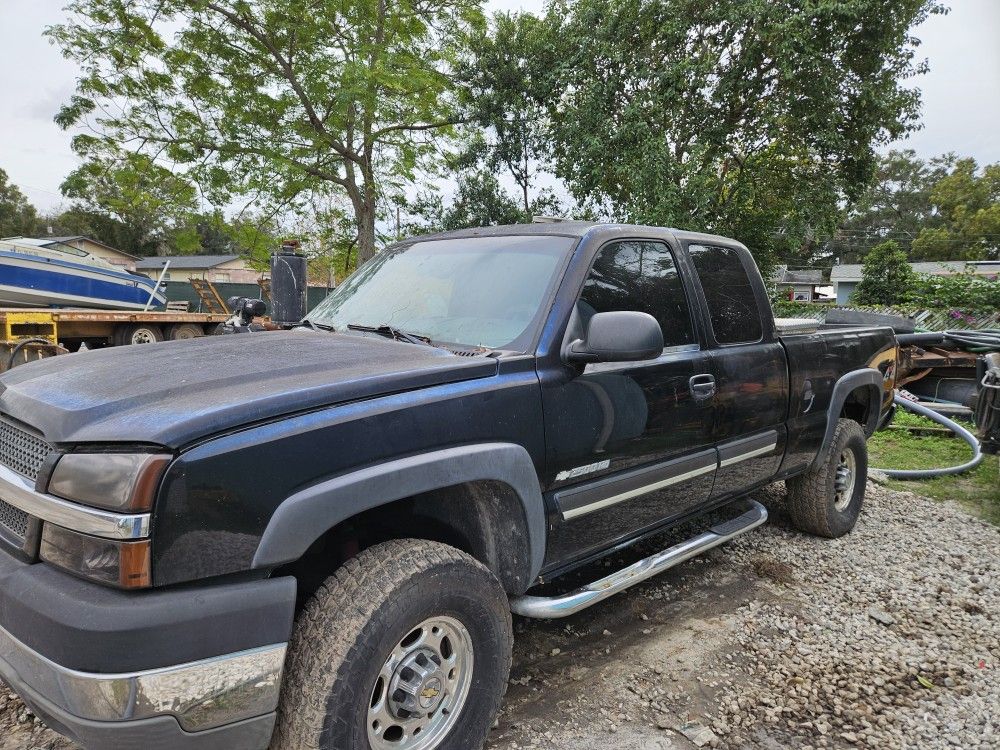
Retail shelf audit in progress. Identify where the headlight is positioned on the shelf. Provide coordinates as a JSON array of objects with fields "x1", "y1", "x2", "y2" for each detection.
[
  {"x1": 40, "y1": 524, "x2": 151, "y2": 589},
  {"x1": 47, "y1": 453, "x2": 171, "y2": 512}
]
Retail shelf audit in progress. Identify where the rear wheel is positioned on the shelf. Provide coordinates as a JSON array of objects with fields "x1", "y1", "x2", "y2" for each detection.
[
  {"x1": 787, "y1": 418, "x2": 867, "y2": 538},
  {"x1": 166, "y1": 323, "x2": 205, "y2": 340},
  {"x1": 272, "y1": 539, "x2": 512, "y2": 750}
]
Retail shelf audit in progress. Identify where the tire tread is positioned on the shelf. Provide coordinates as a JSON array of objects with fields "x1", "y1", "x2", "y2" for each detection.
[
  {"x1": 272, "y1": 539, "x2": 511, "y2": 750},
  {"x1": 786, "y1": 418, "x2": 867, "y2": 538}
]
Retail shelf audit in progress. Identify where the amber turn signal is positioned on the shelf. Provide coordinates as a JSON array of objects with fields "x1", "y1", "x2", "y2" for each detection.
[{"x1": 40, "y1": 524, "x2": 152, "y2": 589}]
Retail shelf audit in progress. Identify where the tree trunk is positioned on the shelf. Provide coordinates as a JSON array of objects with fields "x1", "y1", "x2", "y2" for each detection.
[
  {"x1": 356, "y1": 205, "x2": 378, "y2": 264},
  {"x1": 521, "y1": 138, "x2": 531, "y2": 216}
]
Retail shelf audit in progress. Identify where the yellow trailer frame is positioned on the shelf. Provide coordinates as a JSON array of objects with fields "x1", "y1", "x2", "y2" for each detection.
[
  {"x1": 0, "y1": 308, "x2": 233, "y2": 349},
  {"x1": 1, "y1": 311, "x2": 59, "y2": 344}
]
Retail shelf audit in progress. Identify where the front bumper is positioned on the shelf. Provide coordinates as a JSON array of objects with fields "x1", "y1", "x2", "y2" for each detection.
[
  {"x1": 0, "y1": 626, "x2": 284, "y2": 749},
  {"x1": 0, "y1": 548, "x2": 295, "y2": 749}
]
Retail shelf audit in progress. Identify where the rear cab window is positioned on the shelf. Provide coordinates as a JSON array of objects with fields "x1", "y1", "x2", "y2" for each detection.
[{"x1": 687, "y1": 244, "x2": 764, "y2": 345}]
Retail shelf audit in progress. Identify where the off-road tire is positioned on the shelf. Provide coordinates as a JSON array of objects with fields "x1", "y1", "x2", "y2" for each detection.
[
  {"x1": 786, "y1": 418, "x2": 868, "y2": 538},
  {"x1": 271, "y1": 539, "x2": 513, "y2": 750}
]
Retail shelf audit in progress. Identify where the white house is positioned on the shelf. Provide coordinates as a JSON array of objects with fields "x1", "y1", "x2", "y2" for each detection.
[{"x1": 831, "y1": 260, "x2": 1000, "y2": 304}]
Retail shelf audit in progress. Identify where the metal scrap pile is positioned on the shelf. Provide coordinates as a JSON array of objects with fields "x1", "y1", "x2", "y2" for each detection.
[{"x1": 895, "y1": 329, "x2": 1000, "y2": 457}]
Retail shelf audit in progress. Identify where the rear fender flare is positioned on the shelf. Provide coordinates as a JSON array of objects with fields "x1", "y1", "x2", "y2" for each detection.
[
  {"x1": 251, "y1": 442, "x2": 546, "y2": 586},
  {"x1": 813, "y1": 368, "x2": 884, "y2": 469}
]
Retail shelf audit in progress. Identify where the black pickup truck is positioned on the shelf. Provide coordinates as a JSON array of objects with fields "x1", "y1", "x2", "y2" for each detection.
[{"x1": 0, "y1": 223, "x2": 897, "y2": 750}]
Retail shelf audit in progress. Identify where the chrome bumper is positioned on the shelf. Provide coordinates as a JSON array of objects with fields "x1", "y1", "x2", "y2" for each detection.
[{"x1": 0, "y1": 622, "x2": 286, "y2": 732}]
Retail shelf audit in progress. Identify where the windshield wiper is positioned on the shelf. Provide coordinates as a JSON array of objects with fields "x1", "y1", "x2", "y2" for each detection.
[
  {"x1": 346, "y1": 323, "x2": 433, "y2": 347},
  {"x1": 299, "y1": 318, "x2": 336, "y2": 332}
]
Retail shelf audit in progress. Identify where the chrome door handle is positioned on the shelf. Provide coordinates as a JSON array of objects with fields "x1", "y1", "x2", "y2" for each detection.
[{"x1": 689, "y1": 373, "x2": 716, "y2": 401}]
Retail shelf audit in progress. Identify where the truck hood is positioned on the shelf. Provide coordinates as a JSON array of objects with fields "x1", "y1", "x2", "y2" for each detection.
[{"x1": 0, "y1": 331, "x2": 498, "y2": 447}]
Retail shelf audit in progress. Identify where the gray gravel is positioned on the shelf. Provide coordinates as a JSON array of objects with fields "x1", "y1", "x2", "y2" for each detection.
[
  {"x1": 2, "y1": 481, "x2": 998, "y2": 749},
  {"x1": 710, "y1": 481, "x2": 999, "y2": 749},
  {"x1": 488, "y1": 481, "x2": 999, "y2": 749}
]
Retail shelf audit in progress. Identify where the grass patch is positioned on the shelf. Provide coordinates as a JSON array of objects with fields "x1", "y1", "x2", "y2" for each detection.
[{"x1": 869, "y1": 411, "x2": 1000, "y2": 525}]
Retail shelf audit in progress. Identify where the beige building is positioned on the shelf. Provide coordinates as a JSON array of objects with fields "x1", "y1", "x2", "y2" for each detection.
[
  {"x1": 38, "y1": 236, "x2": 140, "y2": 271},
  {"x1": 135, "y1": 254, "x2": 261, "y2": 284}
]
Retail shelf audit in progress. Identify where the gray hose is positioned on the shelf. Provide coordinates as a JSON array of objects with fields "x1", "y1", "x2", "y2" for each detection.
[
  {"x1": 873, "y1": 392, "x2": 983, "y2": 479},
  {"x1": 895, "y1": 329, "x2": 1000, "y2": 351}
]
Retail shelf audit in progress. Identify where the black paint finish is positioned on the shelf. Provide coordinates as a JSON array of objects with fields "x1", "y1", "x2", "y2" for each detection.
[{"x1": 0, "y1": 222, "x2": 898, "y2": 595}]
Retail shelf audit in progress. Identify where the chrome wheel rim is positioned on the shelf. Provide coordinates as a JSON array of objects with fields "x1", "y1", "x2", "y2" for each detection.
[
  {"x1": 833, "y1": 448, "x2": 857, "y2": 512},
  {"x1": 367, "y1": 616, "x2": 474, "y2": 750},
  {"x1": 130, "y1": 329, "x2": 157, "y2": 344}
]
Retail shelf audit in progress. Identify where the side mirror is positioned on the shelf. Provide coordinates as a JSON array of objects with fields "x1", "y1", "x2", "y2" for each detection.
[{"x1": 567, "y1": 311, "x2": 664, "y2": 363}]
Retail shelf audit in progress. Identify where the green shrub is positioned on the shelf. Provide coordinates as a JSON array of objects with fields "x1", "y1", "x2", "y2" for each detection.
[
  {"x1": 851, "y1": 240, "x2": 916, "y2": 306},
  {"x1": 903, "y1": 270, "x2": 1000, "y2": 314}
]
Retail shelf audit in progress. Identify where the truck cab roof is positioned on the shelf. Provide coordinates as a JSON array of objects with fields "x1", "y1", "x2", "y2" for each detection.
[{"x1": 399, "y1": 221, "x2": 748, "y2": 250}]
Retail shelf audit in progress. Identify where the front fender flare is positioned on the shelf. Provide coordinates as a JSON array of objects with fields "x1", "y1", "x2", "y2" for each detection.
[{"x1": 251, "y1": 443, "x2": 546, "y2": 583}]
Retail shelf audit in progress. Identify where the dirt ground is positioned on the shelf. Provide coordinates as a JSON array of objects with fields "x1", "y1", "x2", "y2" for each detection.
[{"x1": 3, "y1": 481, "x2": 997, "y2": 750}]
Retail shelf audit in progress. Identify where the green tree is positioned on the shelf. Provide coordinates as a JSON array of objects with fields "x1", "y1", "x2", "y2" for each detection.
[
  {"x1": 461, "y1": 13, "x2": 553, "y2": 215},
  {"x1": 60, "y1": 152, "x2": 199, "y2": 255},
  {"x1": 403, "y1": 170, "x2": 565, "y2": 234},
  {"x1": 829, "y1": 150, "x2": 953, "y2": 262},
  {"x1": 911, "y1": 158, "x2": 1000, "y2": 260},
  {"x1": 512, "y1": 0, "x2": 942, "y2": 272},
  {"x1": 0, "y1": 168, "x2": 39, "y2": 237},
  {"x1": 49, "y1": 0, "x2": 484, "y2": 265},
  {"x1": 442, "y1": 171, "x2": 530, "y2": 229},
  {"x1": 186, "y1": 211, "x2": 240, "y2": 256},
  {"x1": 40, "y1": 206, "x2": 137, "y2": 252},
  {"x1": 851, "y1": 240, "x2": 916, "y2": 306},
  {"x1": 282, "y1": 190, "x2": 362, "y2": 284}
]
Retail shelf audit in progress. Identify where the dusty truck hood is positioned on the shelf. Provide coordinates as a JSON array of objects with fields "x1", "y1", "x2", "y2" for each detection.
[{"x1": 0, "y1": 330, "x2": 498, "y2": 447}]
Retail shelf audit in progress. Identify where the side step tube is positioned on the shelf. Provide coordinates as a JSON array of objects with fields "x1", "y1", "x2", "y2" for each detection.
[{"x1": 510, "y1": 500, "x2": 768, "y2": 619}]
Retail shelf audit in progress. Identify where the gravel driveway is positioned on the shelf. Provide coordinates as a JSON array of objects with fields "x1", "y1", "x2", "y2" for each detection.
[{"x1": 2, "y1": 482, "x2": 997, "y2": 750}]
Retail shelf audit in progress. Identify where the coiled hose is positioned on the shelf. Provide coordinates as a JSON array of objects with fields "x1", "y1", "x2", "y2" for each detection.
[
  {"x1": 896, "y1": 329, "x2": 1000, "y2": 352},
  {"x1": 873, "y1": 392, "x2": 984, "y2": 479}
]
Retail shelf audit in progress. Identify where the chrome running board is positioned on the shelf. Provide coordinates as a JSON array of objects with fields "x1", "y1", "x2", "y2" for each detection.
[{"x1": 509, "y1": 500, "x2": 768, "y2": 619}]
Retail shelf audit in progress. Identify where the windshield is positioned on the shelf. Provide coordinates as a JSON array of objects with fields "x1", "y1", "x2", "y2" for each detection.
[{"x1": 308, "y1": 235, "x2": 575, "y2": 350}]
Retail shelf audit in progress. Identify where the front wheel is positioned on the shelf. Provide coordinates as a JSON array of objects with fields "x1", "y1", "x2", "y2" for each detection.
[
  {"x1": 272, "y1": 539, "x2": 513, "y2": 750},
  {"x1": 786, "y1": 418, "x2": 868, "y2": 538}
]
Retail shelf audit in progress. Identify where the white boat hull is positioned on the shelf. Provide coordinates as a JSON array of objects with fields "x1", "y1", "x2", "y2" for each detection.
[{"x1": 0, "y1": 249, "x2": 166, "y2": 310}]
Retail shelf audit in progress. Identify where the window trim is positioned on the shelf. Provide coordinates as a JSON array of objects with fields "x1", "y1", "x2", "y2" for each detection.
[
  {"x1": 573, "y1": 237, "x2": 704, "y2": 354},
  {"x1": 683, "y1": 241, "x2": 767, "y2": 348}
]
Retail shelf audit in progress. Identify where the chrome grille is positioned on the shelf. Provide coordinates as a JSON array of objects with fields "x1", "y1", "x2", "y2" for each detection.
[
  {"x1": 0, "y1": 416, "x2": 52, "y2": 481},
  {"x1": 0, "y1": 497, "x2": 29, "y2": 541}
]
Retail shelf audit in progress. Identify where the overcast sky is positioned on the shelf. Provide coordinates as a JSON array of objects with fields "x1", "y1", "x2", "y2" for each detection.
[{"x1": 1, "y1": 0, "x2": 997, "y2": 213}]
